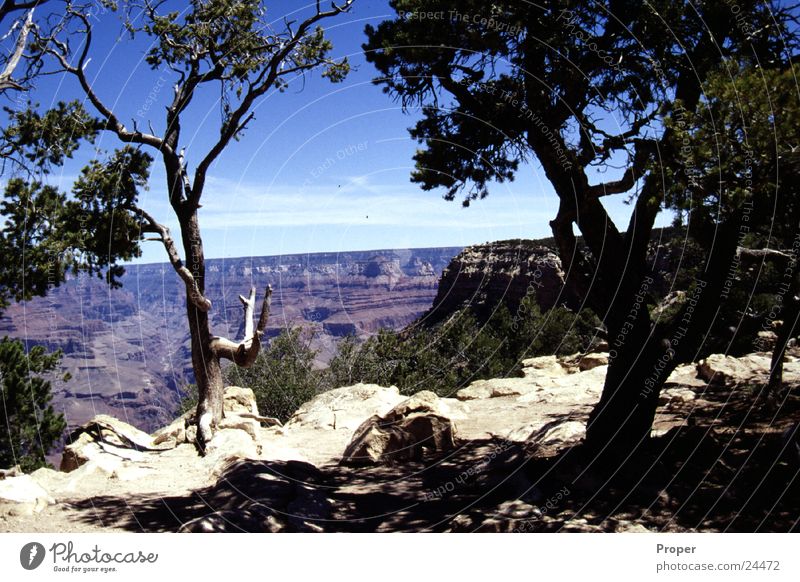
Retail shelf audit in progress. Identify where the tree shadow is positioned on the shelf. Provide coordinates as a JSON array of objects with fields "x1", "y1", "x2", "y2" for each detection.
[{"x1": 64, "y1": 386, "x2": 800, "y2": 532}]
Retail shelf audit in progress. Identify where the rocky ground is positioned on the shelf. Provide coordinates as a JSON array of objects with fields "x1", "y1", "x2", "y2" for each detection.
[{"x1": 1, "y1": 351, "x2": 798, "y2": 533}]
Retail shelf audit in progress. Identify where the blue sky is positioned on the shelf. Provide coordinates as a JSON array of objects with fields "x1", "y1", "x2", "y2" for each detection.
[{"x1": 18, "y1": 0, "x2": 669, "y2": 263}]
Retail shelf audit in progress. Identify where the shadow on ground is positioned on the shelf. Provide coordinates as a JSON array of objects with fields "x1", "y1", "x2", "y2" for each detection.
[{"x1": 66, "y1": 385, "x2": 800, "y2": 533}]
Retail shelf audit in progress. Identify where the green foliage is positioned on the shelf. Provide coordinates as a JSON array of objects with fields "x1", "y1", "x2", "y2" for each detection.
[
  {"x1": 364, "y1": 0, "x2": 790, "y2": 205},
  {"x1": 511, "y1": 295, "x2": 602, "y2": 358},
  {"x1": 666, "y1": 64, "x2": 800, "y2": 238},
  {"x1": 131, "y1": 0, "x2": 349, "y2": 112},
  {"x1": 178, "y1": 383, "x2": 199, "y2": 416},
  {"x1": 665, "y1": 64, "x2": 800, "y2": 354},
  {"x1": 0, "y1": 146, "x2": 152, "y2": 307},
  {"x1": 62, "y1": 146, "x2": 153, "y2": 287},
  {"x1": 327, "y1": 297, "x2": 602, "y2": 397},
  {"x1": 223, "y1": 328, "x2": 324, "y2": 423},
  {"x1": 0, "y1": 179, "x2": 70, "y2": 311},
  {"x1": 0, "y1": 337, "x2": 67, "y2": 472},
  {"x1": 0, "y1": 101, "x2": 100, "y2": 172}
]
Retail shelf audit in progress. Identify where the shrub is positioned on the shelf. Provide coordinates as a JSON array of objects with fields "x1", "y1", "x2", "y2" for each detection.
[
  {"x1": 223, "y1": 327, "x2": 325, "y2": 423},
  {"x1": 0, "y1": 337, "x2": 67, "y2": 471}
]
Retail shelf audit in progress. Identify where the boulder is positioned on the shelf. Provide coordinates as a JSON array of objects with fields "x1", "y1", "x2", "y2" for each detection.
[
  {"x1": 179, "y1": 505, "x2": 284, "y2": 533},
  {"x1": 61, "y1": 415, "x2": 156, "y2": 472},
  {"x1": 757, "y1": 330, "x2": 778, "y2": 351},
  {"x1": 341, "y1": 391, "x2": 457, "y2": 465},
  {"x1": 524, "y1": 420, "x2": 586, "y2": 455},
  {"x1": 665, "y1": 364, "x2": 706, "y2": 389},
  {"x1": 613, "y1": 520, "x2": 652, "y2": 533},
  {"x1": 576, "y1": 352, "x2": 609, "y2": 371},
  {"x1": 0, "y1": 475, "x2": 55, "y2": 516},
  {"x1": 697, "y1": 353, "x2": 772, "y2": 386},
  {"x1": 659, "y1": 387, "x2": 697, "y2": 407},
  {"x1": 223, "y1": 386, "x2": 259, "y2": 415},
  {"x1": 520, "y1": 355, "x2": 568, "y2": 378},
  {"x1": 151, "y1": 414, "x2": 191, "y2": 448},
  {"x1": 456, "y1": 378, "x2": 535, "y2": 400},
  {"x1": 205, "y1": 428, "x2": 260, "y2": 475},
  {"x1": 218, "y1": 416, "x2": 261, "y2": 440},
  {"x1": 286, "y1": 383, "x2": 405, "y2": 432}
]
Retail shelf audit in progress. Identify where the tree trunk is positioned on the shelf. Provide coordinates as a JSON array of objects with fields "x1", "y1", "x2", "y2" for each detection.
[
  {"x1": 178, "y1": 209, "x2": 224, "y2": 449},
  {"x1": 583, "y1": 213, "x2": 743, "y2": 462},
  {"x1": 584, "y1": 304, "x2": 668, "y2": 461}
]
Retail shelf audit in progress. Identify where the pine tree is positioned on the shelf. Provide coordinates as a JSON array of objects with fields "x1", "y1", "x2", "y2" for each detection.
[{"x1": 0, "y1": 337, "x2": 67, "y2": 471}]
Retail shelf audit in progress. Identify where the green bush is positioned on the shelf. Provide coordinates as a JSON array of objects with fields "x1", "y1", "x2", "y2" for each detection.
[
  {"x1": 223, "y1": 327, "x2": 325, "y2": 423},
  {"x1": 324, "y1": 297, "x2": 602, "y2": 397},
  {"x1": 0, "y1": 337, "x2": 67, "y2": 472}
]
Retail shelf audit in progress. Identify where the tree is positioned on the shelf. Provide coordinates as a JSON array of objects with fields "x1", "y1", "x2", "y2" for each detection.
[
  {"x1": 0, "y1": 336, "x2": 67, "y2": 471},
  {"x1": 0, "y1": 2, "x2": 115, "y2": 472},
  {"x1": 364, "y1": 0, "x2": 799, "y2": 461},
  {"x1": 667, "y1": 65, "x2": 800, "y2": 398},
  {"x1": 24, "y1": 0, "x2": 354, "y2": 449}
]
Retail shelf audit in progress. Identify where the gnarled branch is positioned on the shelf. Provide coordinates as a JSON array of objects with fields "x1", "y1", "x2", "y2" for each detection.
[
  {"x1": 210, "y1": 285, "x2": 272, "y2": 367},
  {"x1": 35, "y1": 7, "x2": 166, "y2": 152},
  {"x1": 190, "y1": 0, "x2": 354, "y2": 206},
  {"x1": 0, "y1": 8, "x2": 33, "y2": 92},
  {"x1": 131, "y1": 206, "x2": 212, "y2": 312},
  {"x1": 587, "y1": 139, "x2": 657, "y2": 198}
]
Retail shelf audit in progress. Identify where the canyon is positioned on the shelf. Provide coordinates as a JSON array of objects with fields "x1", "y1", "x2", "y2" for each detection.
[{"x1": 0, "y1": 247, "x2": 460, "y2": 434}]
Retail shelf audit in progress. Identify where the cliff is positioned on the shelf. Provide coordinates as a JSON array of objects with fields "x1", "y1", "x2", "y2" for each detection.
[{"x1": 426, "y1": 239, "x2": 583, "y2": 325}]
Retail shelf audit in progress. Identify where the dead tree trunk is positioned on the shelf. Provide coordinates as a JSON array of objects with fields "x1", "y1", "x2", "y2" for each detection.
[
  {"x1": 180, "y1": 211, "x2": 273, "y2": 450},
  {"x1": 136, "y1": 206, "x2": 272, "y2": 451}
]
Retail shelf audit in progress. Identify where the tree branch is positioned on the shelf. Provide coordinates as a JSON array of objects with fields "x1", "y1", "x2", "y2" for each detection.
[
  {"x1": 210, "y1": 285, "x2": 272, "y2": 367},
  {"x1": 37, "y1": 7, "x2": 166, "y2": 152},
  {"x1": 0, "y1": 0, "x2": 41, "y2": 23},
  {"x1": 587, "y1": 139, "x2": 656, "y2": 197},
  {"x1": 190, "y1": 0, "x2": 354, "y2": 206},
  {"x1": 0, "y1": 7, "x2": 33, "y2": 92},
  {"x1": 131, "y1": 206, "x2": 212, "y2": 312}
]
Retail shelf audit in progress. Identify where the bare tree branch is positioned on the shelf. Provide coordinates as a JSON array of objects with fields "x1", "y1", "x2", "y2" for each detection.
[
  {"x1": 36, "y1": 7, "x2": 166, "y2": 152},
  {"x1": 587, "y1": 139, "x2": 656, "y2": 197},
  {"x1": 130, "y1": 206, "x2": 212, "y2": 312},
  {"x1": 190, "y1": 0, "x2": 354, "y2": 206},
  {"x1": 0, "y1": 0, "x2": 42, "y2": 23},
  {"x1": 0, "y1": 7, "x2": 33, "y2": 91},
  {"x1": 210, "y1": 285, "x2": 273, "y2": 366}
]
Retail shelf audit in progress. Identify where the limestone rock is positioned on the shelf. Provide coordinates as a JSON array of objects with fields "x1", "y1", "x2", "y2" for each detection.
[
  {"x1": 614, "y1": 520, "x2": 652, "y2": 533},
  {"x1": 0, "y1": 475, "x2": 55, "y2": 516},
  {"x1": 575, "y1": 352, "x2": 609, "y2": 371},
  {"x1": 521, "y1": 355, "x2": 568, "y2": 377},
  {"x1": 151, "y1": 415, "x2": 190, "y2": 448},
  {"x1": 697, "y1": 353, "x2": 772, "y2": 386},
  {"x1": 61, "y1": 415, "x2": 156, "y2": 472},
  {"x1": 205, "y1": 428, "x2": 259, "y2": 475},
  {"x1": 341, "y1": 392, "x2": 457, "y2": 465},
  {"x1": 457, "y1": 378, "x2": 535, "y2": 400},
  {"x1": 218, "y1": 416, "x2": 261, "y2": 440},
  {"x1": 223, "y1": 386, "x2": 259, "y2": 415},
  {"x1": 286, "y1": 383, "x2": 405, "y2": 432},
  {"x1": 525, "y1": 420, "x2": 586, "y2": 455},
  {"x1": 757, "y1": 330, "x2": 778, "y2": 351},
  {"x1": 179, "y1": 506, "x2": 284, "y2": 533},
  {"x1": 659, "y1": 387, "x2": 697, "y2": 407},
  {"x1": 665, "y1": 364, "x2": 706, "y2": 388}
]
